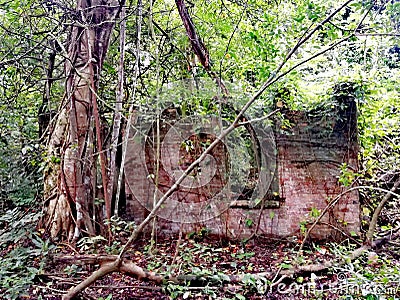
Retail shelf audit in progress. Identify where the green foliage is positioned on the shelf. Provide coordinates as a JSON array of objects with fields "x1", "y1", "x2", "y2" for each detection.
[
  {"x1": 231, "y1": 250, "x2": 255, "y2": 260},
  {"x1": 299, "y1": 207, "x2": 322, "y2": 236},
  {"x1": 330, "y1": 246, "x2": 400, "y2": 300},
  {"x1": 0, "y1": 209, "x2": 53, "y2": 299},
  {"x1": 0, "y1": 0, "x2": 51, "y2": 209},
  {"x1": 164, "y1": 282, "x2": 191, "y2": 299},
  {"x1": 240, "y1": 273, "x2": 269, "y2": 294},
  {"x1": 76, "y1": 217, "x2": 136, "y2": 254},
  {"x1": 105, "y1": 216, "x2": 136, "y2": 236},
  {"x1": 186, "y1": 226, "x2": 211, "y2": 241},
  {"x1": 339, "y1": 163, "x2": 358, "y2": 187},
  {"x1": 300, "y1": 220, "x2": 308, "y2": 236},
  {"x1": 77, "y1": 235, "x2": 108, "y2": 253},
  {"x1": 269, "y1": 211, "x2": 275, "y2": 220},
  {"x1": 63, "y1": 264, "x2": 80, "y2": 277},
  {"x1": 97, "y1": 294, "x2": 113, "y2": 300},
  {"x1": 245, "y1": 218, "x2": 253, "y2": 228}
]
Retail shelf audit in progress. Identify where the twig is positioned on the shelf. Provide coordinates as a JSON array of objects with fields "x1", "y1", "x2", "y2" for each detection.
[
  {"x1": 319, "y1": 221, "x2": 362, "y2": 246},
  {"x1": 299, "y1": 184, "x2": 400, "y2": 252},
  {"x1": 92, "y1": 284, "x2": 162, "y2": 290},
  {"x1": 218, "y1": 2, "x2": 247, "y2": 89},
  {"x1": 356, "y1": 32, "x2": 400, "y2": 37},
  {"x1": 115, "y1": 0, "x2": 143, "y2": 228},
  {"x1": 32, "y1": 284, "x2": 66, "y2": 294},
  {"x1": 169, "y1": 225, "x2": 183, "y2": 273},
  {"x1": 109, "y1": 4, "x2": 126, "y2": 216},
  {"x1": 63, "y1": 259, "x2": 121, "y2": 300},
  {"x1": 175, "y1": 0, "x2": 229, "y2": 97},
  {"x1": 366, "y1": 177, "x2": 400, "y2": 242},
  {"x1": 237, "y1": 109, "x2": 280, "y2": 126}
]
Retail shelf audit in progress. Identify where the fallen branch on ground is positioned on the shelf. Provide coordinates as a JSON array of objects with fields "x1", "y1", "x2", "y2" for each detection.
[{"x1": 58, "y1": 231, "x2": 399, "y2": 299}]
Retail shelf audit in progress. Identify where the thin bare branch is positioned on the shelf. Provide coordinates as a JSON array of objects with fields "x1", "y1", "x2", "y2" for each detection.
[
  {"x1": 366, "y1": 177, "x2": 400, "y2": 242},
  {"x1": 109, "y1": 5, "x2": 127, "y2": 216},
  {"x1": 115, "y1": 0, "x2": 143, "y2": 218}
]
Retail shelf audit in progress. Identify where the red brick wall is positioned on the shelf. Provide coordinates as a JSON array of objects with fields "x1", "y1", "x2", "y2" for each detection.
[{"x1": 124, "y1": 104, "x2": 360, "y2": 240}]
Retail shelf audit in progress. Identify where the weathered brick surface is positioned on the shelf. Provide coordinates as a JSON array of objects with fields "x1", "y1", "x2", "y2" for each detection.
[{"x1": 124, "y1": 103, "x2": 360, "y2": 240}]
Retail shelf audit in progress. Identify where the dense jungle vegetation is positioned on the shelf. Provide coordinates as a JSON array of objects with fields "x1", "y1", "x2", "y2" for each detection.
[{"x1": 0, "y1": 0, "x2": 400, "y2": 299}]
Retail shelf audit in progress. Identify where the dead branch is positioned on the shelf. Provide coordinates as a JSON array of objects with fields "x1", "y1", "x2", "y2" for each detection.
[
  {"x1": 175, "y1": 0, "x2": 229, "y2": 97},
  {"x1": 299, "y1": 185, "x2": 361, "y2": 252},
  {"x1": 120, "y1": 261, "x2": 164, "y2": 283},
  {"x1": 299, "y1": 183, "x2": 400, "y2": 252},
  {"x1": 109, "y1": 5, "x2": 126, "y2": 216},
  {"x1": 114, "y1": 0, "x2": 142, "y2": 226},
  {"x1": 366, "y1": 177, "x2": 400, "y2": 242},
  {"x1": 55, "y1": 254, "x2": 119, "y2": 265},
  {"x1": 63, "y1": 259, "x2": 121, "y2": 300},
  {"x1": 59, "y1": 255, "x2": 165, "y2": 300},
  {"x1": 175, "y1": 0, "x2": 209, "y2": 69}
]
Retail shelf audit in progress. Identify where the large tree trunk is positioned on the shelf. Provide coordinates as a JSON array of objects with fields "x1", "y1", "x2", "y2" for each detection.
[{"x1": 43, "y1": 0, "x2": 120, "y2": 240}]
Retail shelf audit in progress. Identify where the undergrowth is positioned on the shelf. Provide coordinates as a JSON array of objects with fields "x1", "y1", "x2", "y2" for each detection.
[{"x1": 0, "y1": 207, "x2": 53, "y2": 300}]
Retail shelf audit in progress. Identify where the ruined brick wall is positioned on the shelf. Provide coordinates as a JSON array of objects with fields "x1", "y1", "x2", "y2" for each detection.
[{"x1": 124, "y1": 102, "x2": 360, "y2": 240}]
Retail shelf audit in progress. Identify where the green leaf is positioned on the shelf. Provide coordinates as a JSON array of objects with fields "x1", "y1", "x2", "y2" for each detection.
[
  {"x1": 293, "y1": 15, "x2": 305, "y2": 22},
  {"x1": 280, "y1": 263, "x2": 292, "y2": 269},
  {"x1": 245, "y1": 218, "x2": 253, "y2": 227},
  {"x1": 269, "y1": 211, "x2": 275, "y2": 219},
  {"x1": 235, "y1": 294, "x2": 246, "y2": 300}
]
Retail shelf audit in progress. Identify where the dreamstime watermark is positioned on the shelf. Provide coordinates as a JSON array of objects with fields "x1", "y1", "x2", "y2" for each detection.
[
  {"x1": 267, "y1": 273, "x2": 400, "y2": 297},
  {"x1": 124, "y1": 79, "x2": 276, "y2": 223}
]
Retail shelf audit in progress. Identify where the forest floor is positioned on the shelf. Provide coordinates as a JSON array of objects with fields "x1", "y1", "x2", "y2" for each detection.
[{"x1": 21, "y1": 233, "x2": 395, "y2": 300}]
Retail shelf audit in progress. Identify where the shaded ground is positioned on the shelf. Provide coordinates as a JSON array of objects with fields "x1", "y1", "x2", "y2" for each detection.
[{"x1": 23, "y1": 235, "x2": 357, "y2": 300}]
